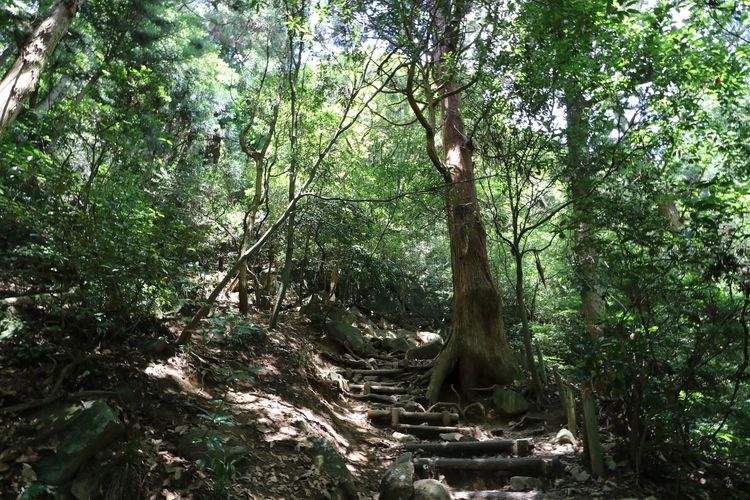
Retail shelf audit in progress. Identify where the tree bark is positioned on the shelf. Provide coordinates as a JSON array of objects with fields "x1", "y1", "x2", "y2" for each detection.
[
  {"x1": 237, "y1": 153, "x2": 265, "y2": 315},
  {"x1": 564, "y1": 88, "x2": 604, "y2": 339},
  {"x1": 424, "y1": 0, "x2": 518, "y2": 403},
  {"x1": 0, "y1": 0, "x2": 84, "y2": 139},
  {"x1": 269, "y1": 30, "x2": 303, "y2": 329},
  {"x1": 515, "y1": 248, "x2": 543, "y2": 401}
]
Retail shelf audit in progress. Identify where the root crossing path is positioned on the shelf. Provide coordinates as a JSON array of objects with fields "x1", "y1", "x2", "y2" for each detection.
[{"x1": 327, "y1": 347, "x2": 579, "y2": 499}]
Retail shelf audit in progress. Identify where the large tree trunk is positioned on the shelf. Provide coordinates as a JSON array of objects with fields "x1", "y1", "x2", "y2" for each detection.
[
  {"x1": 425, "y1": 0, "x2": 518, "y2": 403},
  {"x1": 0, "y1": 0, "x2": 84, "y2": 139}
]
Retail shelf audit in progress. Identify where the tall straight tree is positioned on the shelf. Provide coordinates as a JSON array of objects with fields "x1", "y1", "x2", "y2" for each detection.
[
  {"x1": 0, "y1": 0, "x2": 85, "y2": 138},
  {"x1": 367, "y1": 0, "x2": 519, "y2": 402}
]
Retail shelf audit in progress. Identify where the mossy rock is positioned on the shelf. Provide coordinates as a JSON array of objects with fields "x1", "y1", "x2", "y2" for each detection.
[
  {"x1": 35, "y1": 401, "x2": 125, "y2": 485},
  {"x1": 303, "y1": 436, "x2": 357, "y2": 499}
]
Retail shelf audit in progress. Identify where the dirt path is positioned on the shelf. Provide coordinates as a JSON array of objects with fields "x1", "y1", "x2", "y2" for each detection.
[{"x1": 0, "y1": 303, "x2": 661, "y2": 498}]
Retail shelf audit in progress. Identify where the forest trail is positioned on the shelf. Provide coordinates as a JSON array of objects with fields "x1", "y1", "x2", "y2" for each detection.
[
  {"x1": 1, "y1": 301, "x2": 657, "y2": 499},
  {"x1": 326, "y1": 333, "x2": 574, "y2": 499}
]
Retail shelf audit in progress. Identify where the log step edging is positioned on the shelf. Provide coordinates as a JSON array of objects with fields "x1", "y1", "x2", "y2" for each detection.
[
  {"x1": 403, "y1": 439, "x2": 534, "y2": 457},
  {"x1": 367, "y1": 408, "x2": 459, "y2": 426},
  {"x1": 393, "y1": 423, "x2": 471, "y2": 435},
  {"x1": 453, "y1": 491, "x2": 547, "y2": 499},
  {"x1": 412, "y1": 455, "x2": 560, "y2": 477}
]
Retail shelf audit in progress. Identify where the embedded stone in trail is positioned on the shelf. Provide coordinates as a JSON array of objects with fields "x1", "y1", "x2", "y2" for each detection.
[
  {"x1": 302, "y1": 436, "x2": 357, "y2": 499},
  {"x1": 509, "y1": 476, "x2": 543, "y2": 492},
  {"x1": 412, "y1": 479, "x2": 452, "y2": 500},
  {"x1": 492, "y1": 388, "x2": 529, "y2": 417},
  {"x1": 379, "y1": 452, "x2": 414, "y2": 500},
  {"x1": 554, "y1": 428, "x2": 577, "y2": 446}
]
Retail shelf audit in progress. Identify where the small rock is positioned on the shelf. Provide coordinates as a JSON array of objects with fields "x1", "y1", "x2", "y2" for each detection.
[
  {"x1": 510, "y1": 476, "x2": 543, "y2": 491},
  {"x1": 555, "y1": 428, "x2": 577, "y2": 446},
  {"x1": 21, "y1": 463, "x2": 37, "y2": 483},
  {"x1": 573, "y1": 469, "x2": 590, "y2": 482},
  {"x1": 379, "y1": 453, "x2": 414, "y2": 500},
  {"x1": 416, "y1": 331, "x2": 443, "y2": 344},
  {"x1": 412, "y1": 478, "x2": 451, "y2": 500},
  {"x1": 439, "y1": 432, "x2": 463, "y2": 441},
  {"x1": 391, "y1": 432, "x2": 417, "y2": 443}
]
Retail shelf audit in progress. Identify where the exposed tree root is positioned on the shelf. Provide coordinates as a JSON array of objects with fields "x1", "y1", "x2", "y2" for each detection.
[{"x1": 426, "y1": 340, "x2": 457, "y2": 404}]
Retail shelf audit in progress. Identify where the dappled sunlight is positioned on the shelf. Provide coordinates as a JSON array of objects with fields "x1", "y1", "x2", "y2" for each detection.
[{"x1": 144, "y1": 355, "x2": 213, "y2": 399}]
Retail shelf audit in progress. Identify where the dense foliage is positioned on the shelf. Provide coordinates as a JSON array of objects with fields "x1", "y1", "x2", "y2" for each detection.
[{"x1": 2, "y1": 0, "x2": 749, "y2": 487}]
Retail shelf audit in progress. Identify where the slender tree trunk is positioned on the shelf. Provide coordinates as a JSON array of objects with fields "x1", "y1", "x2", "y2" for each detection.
[
  {"x1": 515, "y1": 248, "x2": 543, "y2": 401},
  {"x1": 425, "y1": 0, "x2": 518, "y2": 403},
  {"x1": 269, "y1": 25, "x2": 303, "y2": 329},
  {"x1": 238, "y1": 155, "x2": 265, "y2": 315},
  {"x1": 269, "y1": 206, "x2": 296, "y2": 328},
  {"x1": 33, "y1": 73, "x2": 71, "y2": 115},
  {"x1": 564, "y1": 88, "x2": 604, "y2": 339},
  {"x1": 177, "y1": 186, "x2": 306, "y2": 345},
  {"x1": 0, "y1": 0, "x2": 84, "y2": 138}
]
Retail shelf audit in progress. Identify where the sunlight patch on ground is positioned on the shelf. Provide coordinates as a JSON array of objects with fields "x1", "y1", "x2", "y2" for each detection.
[
  {"x1": 225, "y1": 387, "x2": 361, "y2": 452},
  {"x1": 144, "y1": 355, "x2": 212, "y2": 399},
  {"x1": 536, "y1": 441, "x2": 578, "y2": 456},
  {"x1": 345, "y1": 449, "x2": 368, "y2": 464}
]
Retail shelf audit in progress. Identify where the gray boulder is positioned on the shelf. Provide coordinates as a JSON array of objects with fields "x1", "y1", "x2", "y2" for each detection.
[
  {"x1": 35, "y1": 401, "x2": 124, "y2": 485},
  {"x1": 303, "y1": 436, "x2": 357, "y2": 499},
  {"x1": 380, "y1": 334, "x2": 414, "y2": 353},
  {"x1": 378, "y1": 453, "x2": 414, "y2": 500},
  {"x1": 324, "y1": 320, "x2": 375, "y2": 355},
  {"x1": 412, "y1": 479, "x2": 452, "y2": 500},
  {"x1": 301, "y1": 300, "x2": 331, "y2": 326},
  {"x1": 492, "y1": 388, "x2": 529, "y2": 417}
]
